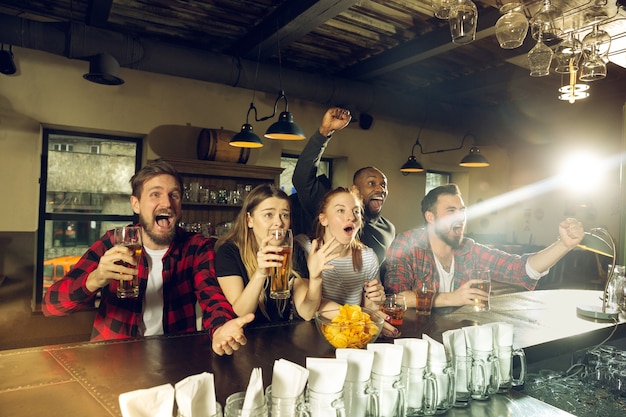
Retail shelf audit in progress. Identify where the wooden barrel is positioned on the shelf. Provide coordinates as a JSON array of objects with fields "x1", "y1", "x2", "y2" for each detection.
[{"x1": 197, "y1": 128, "x2": 250, "y2": 164}]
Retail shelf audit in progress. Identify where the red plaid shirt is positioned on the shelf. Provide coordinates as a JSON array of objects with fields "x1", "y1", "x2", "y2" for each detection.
[
  {"x1": 43, "y1": 226, "x2": 235, "y2": 341},
  {"x1": 383, "y1": 228, "x2": 539, "y2": 293}
]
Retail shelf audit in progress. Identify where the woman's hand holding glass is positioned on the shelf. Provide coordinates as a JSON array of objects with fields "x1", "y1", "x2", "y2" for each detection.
[{"x1": 254, "y1": 234, "x2": 286, "y2": 280}]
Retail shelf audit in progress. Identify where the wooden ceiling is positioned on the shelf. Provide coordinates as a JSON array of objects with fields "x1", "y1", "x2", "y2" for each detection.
[{"x1": 1, "y1": 0, "x2": 626, "y2": 131}]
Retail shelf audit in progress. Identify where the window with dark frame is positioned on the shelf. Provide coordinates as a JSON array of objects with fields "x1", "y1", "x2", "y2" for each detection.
[
  {"x1": 280, "y1": 154, "x2": 332, "y2": 195},
  {"x1": 34, "y1": 129, "x2": 142, "y2": 309},
  {"x1": 425, "y1": 171, "x2": 451, "y2": 194}
]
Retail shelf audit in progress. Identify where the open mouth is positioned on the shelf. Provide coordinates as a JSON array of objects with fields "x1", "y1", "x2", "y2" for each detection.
[
  {"x1": 155, "y1": 213, "x2": 173, "y2": 228},
  {"x1": 452, "y1": 223, "x2": 464, "y2": 236}
]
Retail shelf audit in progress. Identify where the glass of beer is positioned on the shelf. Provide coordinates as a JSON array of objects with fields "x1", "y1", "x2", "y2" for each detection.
[
  {"x1": 380, "y1": 294, "x2": 407, "y2": 325},
  {"x1": 470, "y1": 269, "x2": 491, "y2": 312},
  {"x1": 114, "y1": 225, "x2": 142, "y2": 298},
  {"x1": 415, "y1": 280, "x2": 436, "y2": 316},
  {"x1": 268, "y1": 228, "x2": 292, "y2": 299}
]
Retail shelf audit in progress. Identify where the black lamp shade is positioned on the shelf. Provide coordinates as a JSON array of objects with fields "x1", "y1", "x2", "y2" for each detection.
[
  {"x1": 230, "y1": 124, "x2": 264, "y2": 148},
  {"x1": 400, "y1": 155, "x2": 425, "y2": 173},
  {"x1": 459, "y1": 146, "x2": 490, "y2": 167},
  {"x1": 264, "y1": 111, "x2": 306, "y2": 140},
  {"x1": 0, "y1": 50, "x2": 16, "y2": 75}
]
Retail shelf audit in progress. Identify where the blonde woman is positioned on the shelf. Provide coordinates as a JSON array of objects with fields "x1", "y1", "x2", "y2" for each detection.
[{"x1": 215, "y1": 183, "x2": 339, "y2": 325}]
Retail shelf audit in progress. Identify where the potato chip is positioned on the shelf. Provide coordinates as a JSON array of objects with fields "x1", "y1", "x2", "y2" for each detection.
[{"x1": 319, "y1": 304, "x2": 382, "y2": 349}]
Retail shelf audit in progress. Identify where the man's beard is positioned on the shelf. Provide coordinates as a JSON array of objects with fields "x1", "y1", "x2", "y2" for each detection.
[
  {"x1": 435, "y1": 224, "x2": 462, "y2": 249},
  {"x1": 139, "y1": 213, "x2": 176, "y2": 246}
]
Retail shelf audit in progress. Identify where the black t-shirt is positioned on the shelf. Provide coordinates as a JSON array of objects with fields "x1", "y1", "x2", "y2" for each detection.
[{"x1": 215, "y1": 241, "x2": 292, "y2": 325}]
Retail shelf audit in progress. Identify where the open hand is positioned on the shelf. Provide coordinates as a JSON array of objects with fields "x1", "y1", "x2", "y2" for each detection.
[
  {"x1": 307, "y1": 237, "x2": 341, "y2": 280},
  {"x1": 212, "y1": 313, "x2": 254, "y2": 356}
]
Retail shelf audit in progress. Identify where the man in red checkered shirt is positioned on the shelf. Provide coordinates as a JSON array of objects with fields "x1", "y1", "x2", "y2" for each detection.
[
  {"x1": 43, "y1": 160, "x2": 252, "y2": 355},
  {"x1": 383, "y1": 184, "x2": 585, "y2": 309}
]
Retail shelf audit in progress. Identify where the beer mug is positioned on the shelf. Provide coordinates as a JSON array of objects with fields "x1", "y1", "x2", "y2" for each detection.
[
  {"x1": 369, "y1": 371, "x2": 405, "y2": 417},
  {"x1": 401, "y1": 365, "x2": 437, "y2": 416},
  {"x1": 452, "y1": 355, "x2": 472, "y2": 407},
  {"x1": 469, "y1": 349, "x2": 501, "y2": 400},
  {"x1": 224, "y1": 392, "x2": 267, "y2": 417},
  {"x1": 424, "y1": 361, "x2": 455, "y2": 415},
  {"x1": 342, "y1": 380, "x2": 379, "y2": 417},
  {"x1": 178, "y1": 402, "x2": 223, "y2": 417},
  {"x1": 305, "y1": 388, "x2": 345, "y2": 417},
  {"x1": 495, "y1": 346, "x2": 526, "y2": 392},
  {"x1": 265, "y1": 385, "x2": 309, "y2": 417}
]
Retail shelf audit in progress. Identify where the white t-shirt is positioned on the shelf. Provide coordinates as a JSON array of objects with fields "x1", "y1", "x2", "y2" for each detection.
[
  {"x1": 141, "y1": 246, "x2": 168, "y2": 336},
  {"x1": 434, "y1": 256, "x2": 455, "y2": 292}
]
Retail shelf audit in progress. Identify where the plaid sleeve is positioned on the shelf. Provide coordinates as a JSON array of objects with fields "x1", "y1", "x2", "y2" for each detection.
[
  {"x1": 193, "y1": 238, "x2": 236, "y2": 336},
  {"x1": 42, "y1": 232, "x2": 113, "y2": 316},
  {"x1": 383, "y1": 231, "x2": 420, "y2": 293},
  {"x1": 469, "y1": 244, "x2": 537, "y2": 290}
]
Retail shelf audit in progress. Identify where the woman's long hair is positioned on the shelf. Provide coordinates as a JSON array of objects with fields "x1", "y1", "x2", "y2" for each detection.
[
  {"x1": 312, "y1": 187, "x2": 364, "y2": 272},
  {"x1": 216, "y1": 183, "x2": 291, "y2": 320}
]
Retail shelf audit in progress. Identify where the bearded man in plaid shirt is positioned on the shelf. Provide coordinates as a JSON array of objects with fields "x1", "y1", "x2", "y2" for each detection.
[
  {"x1": 43, "y1": 160, "x2": 252, "y2": 355},
  {"x1": 383, "y1": 184, "x2": 585, "y2": 309}
]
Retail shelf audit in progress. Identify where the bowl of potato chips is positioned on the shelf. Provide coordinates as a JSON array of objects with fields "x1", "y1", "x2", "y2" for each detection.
[{"x1": 315, "y1": 304, "x2": 384, "y2": 349}]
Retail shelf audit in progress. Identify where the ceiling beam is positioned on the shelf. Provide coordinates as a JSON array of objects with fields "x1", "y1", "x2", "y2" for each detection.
[
  {"x1": 227, "y1": 0, "x2": 361, "y2": 59},
  {"x1": 340, "y1": 7, "x2": 502, "y2": 80}
]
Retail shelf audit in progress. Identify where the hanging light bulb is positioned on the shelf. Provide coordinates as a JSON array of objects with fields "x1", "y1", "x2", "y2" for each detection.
[{"x1": 558, "y1": 59, "x2": 589, "y2": 103}]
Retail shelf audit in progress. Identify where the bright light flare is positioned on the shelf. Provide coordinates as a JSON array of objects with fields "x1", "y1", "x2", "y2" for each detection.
[{"x1": 556, "y1": 152, "x2": 607, "y2": 193}]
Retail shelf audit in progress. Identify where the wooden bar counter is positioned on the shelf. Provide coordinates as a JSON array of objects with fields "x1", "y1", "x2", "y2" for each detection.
[{"x1": 1, "y1": 289, "x2": 624, "y2": 417}]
